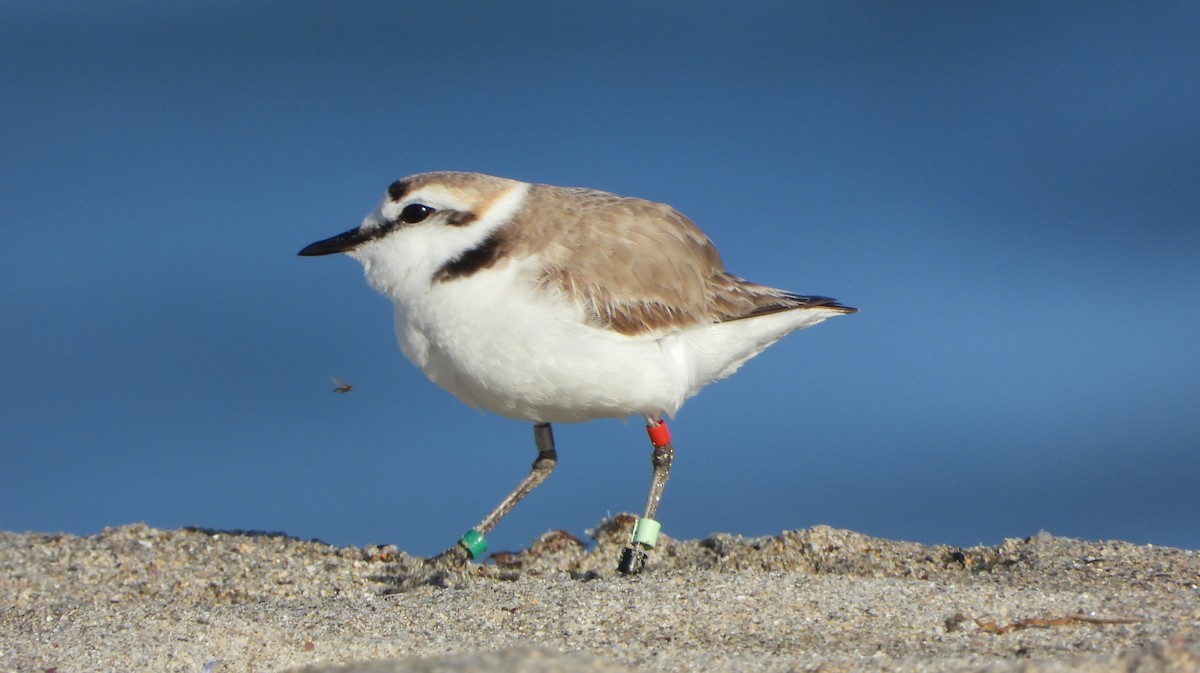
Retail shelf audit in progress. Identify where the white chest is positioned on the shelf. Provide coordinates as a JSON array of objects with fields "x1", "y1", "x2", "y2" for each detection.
[{"x1": 391, "y1": 261, "x2": 684, "y2": 423}]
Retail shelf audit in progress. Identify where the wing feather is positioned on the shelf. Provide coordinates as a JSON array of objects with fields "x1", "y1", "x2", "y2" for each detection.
[{"x1": 509, "y1": 184, "x2": 854, "y2": 335}]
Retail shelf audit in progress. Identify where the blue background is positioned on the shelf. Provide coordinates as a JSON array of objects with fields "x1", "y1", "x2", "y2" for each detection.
[{"x1": 3, "y1": 2, "x2": 1197, "y2": 556}]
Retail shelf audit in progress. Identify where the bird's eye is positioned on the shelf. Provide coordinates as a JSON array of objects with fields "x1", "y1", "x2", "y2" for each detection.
[{"x1": 399, "y1": 203, "x2": 435, "y2": 224}]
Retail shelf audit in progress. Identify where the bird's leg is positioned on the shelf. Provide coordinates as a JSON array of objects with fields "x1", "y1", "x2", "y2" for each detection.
[
  {"x1": 618, "y1": 418, "x2": 674, "y2": 575},
  {"x1": 429, "y1": 422, "x2": 557, "y2": 566}
]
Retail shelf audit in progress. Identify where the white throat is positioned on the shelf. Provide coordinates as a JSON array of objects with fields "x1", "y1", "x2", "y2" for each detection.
[{"x1": 350, "y1": 181, "x2": 531, "y2": 306}]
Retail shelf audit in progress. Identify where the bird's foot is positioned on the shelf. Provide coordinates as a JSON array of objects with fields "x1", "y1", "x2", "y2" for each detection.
[
  {"x1": 616, "y1": 516, "x2": 660, "y2": 574},
  {"x1": 425, "y1": 541, "x2": 472, "y2": 569},
  {"x1": 617, "y1": 545, "x2": 649, "y2": 575}
]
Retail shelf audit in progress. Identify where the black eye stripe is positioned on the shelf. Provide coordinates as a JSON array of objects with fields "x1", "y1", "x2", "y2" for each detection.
[{"x1": 445, "y1": 211, "x2": 477, "y2": 226}]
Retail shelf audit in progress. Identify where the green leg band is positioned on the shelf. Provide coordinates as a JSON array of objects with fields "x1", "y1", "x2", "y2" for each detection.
[
  {"x1": 460, "y1": 529, "x2": 488, "y2": 559},
  {"x1": 631, "y1": 517, "x2": 661, "y2": 549}
]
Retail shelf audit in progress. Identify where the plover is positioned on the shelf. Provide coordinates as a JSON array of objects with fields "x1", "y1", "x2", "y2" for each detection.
[{"x1": 299, "y1": 171, "x2": 856, "y2": 573}]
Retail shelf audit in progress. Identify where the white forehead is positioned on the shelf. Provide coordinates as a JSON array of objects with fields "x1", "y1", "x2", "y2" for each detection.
[
  {"x1": 360, "y1": 184, "x2": 475, "y2": 229},
  {"x1": 385, "y1": 185, "x2": 473, "y2": 220}
]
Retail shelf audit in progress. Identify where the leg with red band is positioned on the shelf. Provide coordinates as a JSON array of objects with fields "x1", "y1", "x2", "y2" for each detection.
[{"x1": 618, "y1": 418, "x2": 675, "y2": 574}]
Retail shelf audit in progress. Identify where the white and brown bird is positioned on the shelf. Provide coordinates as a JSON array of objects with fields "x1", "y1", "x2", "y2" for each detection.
[{"x1": 299, "y1": 171, "x2": 855, "y2": 573}]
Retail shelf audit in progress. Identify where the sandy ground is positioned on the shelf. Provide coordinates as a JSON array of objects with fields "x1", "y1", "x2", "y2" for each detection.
[{"x1": 2, "y1": 516, "x2": 1197, "y2": 673}]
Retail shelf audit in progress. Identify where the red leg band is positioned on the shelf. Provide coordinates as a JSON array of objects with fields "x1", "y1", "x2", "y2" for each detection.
[{"x1": 646, "y1": 419, "x2": 671, "y2": 448}]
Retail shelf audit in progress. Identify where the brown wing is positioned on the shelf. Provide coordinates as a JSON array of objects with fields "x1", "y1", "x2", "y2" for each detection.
[
  {"x1": 514, "y1": 184, "x2": 855, "y2": 336},
  {"x1": 708, "y1": 273, "x2": 857, "y2": 323}
]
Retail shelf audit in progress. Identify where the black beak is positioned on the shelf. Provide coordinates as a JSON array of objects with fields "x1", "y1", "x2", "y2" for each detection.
[{"x1": 298, "y1": 227, "x2": 369, "y2": 256}]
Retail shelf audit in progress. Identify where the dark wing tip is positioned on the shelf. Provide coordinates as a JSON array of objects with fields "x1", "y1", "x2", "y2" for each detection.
[
  {"x1": 816, "y1": 298, "x2": 858, "y2": 314},
  {"x1": 781, "y1": 294, "x2": 858, "y2": 314},
  {"x1": 722, "y1": 288, "x2": 859, "y2": 323}
]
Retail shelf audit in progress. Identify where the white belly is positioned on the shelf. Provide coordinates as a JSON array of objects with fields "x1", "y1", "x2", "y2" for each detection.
[
  {"x1": 392, "y1": 261, "x2": 842, "y2": 424},
  {"x1": 395, "y1": 263, "x2": 680, "y2": 422}
]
